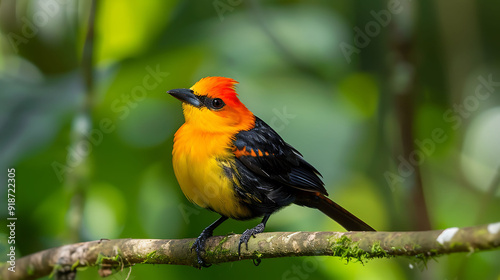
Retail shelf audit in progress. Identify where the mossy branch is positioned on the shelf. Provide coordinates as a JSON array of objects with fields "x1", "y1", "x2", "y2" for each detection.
[{"x1": 1, "y1": 223, "x2": 499, "y2": 279}]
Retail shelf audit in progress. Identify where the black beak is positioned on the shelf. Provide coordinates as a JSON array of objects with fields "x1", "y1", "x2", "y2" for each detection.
[{"x1": 167, "y1": 88, "x2": 202, "y2": 107}]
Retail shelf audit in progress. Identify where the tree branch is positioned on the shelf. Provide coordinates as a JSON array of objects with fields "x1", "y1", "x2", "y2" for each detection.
[{"x1": 2, "y1": 223, "x2": 499, "y2": 279}]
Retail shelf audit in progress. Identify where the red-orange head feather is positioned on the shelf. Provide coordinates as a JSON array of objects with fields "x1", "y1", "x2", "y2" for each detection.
[
  {"x1": 182, "y1": 77, "x2": 255, "y2": 133},
  {"x1": 190, "y1": 77, "x2": 244, "y2": 110}
]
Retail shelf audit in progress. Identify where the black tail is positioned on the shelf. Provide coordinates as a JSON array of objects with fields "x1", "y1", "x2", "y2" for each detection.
[{"x1": 295, "y1": 192, "x2": 375, "y2": 231}]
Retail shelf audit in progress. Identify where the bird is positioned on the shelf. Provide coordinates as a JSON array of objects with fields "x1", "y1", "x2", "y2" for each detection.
[{"x1": 168, "y1": 77, "x2": 375, "y2": 267}]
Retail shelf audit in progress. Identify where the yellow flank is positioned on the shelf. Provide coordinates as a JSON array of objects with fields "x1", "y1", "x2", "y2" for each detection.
[{"x1": 173, "y1": 123, "x2": 252, "y2": 219}]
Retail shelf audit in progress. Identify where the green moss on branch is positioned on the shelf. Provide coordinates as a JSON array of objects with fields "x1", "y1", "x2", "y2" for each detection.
[{"x1": 1, "y1": 223, "x2": 499, "y2": 280}]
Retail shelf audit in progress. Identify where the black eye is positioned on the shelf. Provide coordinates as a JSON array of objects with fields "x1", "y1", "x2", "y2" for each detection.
[{"x1": 211, "y1": 98, "x2": 225, "y2": 109}]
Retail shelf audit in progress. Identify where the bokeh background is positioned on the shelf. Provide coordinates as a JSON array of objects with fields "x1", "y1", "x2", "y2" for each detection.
[{"x1": 1, "y1": 0, "x2": 500, "y2": 279}]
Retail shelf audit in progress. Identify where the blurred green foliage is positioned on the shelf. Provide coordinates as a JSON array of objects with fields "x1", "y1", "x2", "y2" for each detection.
[{"x1": 1, "y1": 0, "x2": 500, "y2": 279}]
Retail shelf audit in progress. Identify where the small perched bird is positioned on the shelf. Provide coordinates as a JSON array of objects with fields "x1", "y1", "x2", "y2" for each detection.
[{"x1": 168, "y1": 77, "x2": 375, "y2": 266}]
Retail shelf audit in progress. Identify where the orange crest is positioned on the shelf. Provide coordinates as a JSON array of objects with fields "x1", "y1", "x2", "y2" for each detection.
[
  {"x1": 190, "y1": 77, "x2": 243, "y2": 108},
  {"x1": 177, "y1": 76, "x2": 255, "y2": 133}
]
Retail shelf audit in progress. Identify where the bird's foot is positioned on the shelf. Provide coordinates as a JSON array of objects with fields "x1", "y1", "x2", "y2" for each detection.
[
  {"x1": 238, "y1": 222, "x2": 265, "y2": 254},
  {"x1": 191, "y1": 230, "x2": 213, "y2": 268}
]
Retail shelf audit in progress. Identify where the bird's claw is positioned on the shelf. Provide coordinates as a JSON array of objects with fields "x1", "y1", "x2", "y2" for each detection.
[
  {"x1": 238, "y1": 223, "x2": 265, "y2": 255},
  {"x1": 191, "y1": 232, "x2": 212, "y2": 268}
]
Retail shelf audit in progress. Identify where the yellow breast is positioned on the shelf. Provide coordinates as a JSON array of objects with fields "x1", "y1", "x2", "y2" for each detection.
[{"x1": 172, "y1": 124, "x2": 252, "y2": 219}]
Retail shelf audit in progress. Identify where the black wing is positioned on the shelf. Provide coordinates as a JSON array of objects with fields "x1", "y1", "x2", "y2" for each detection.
[{"x1": 233, "y1": 117, "x2": 328, "y2": 196}]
